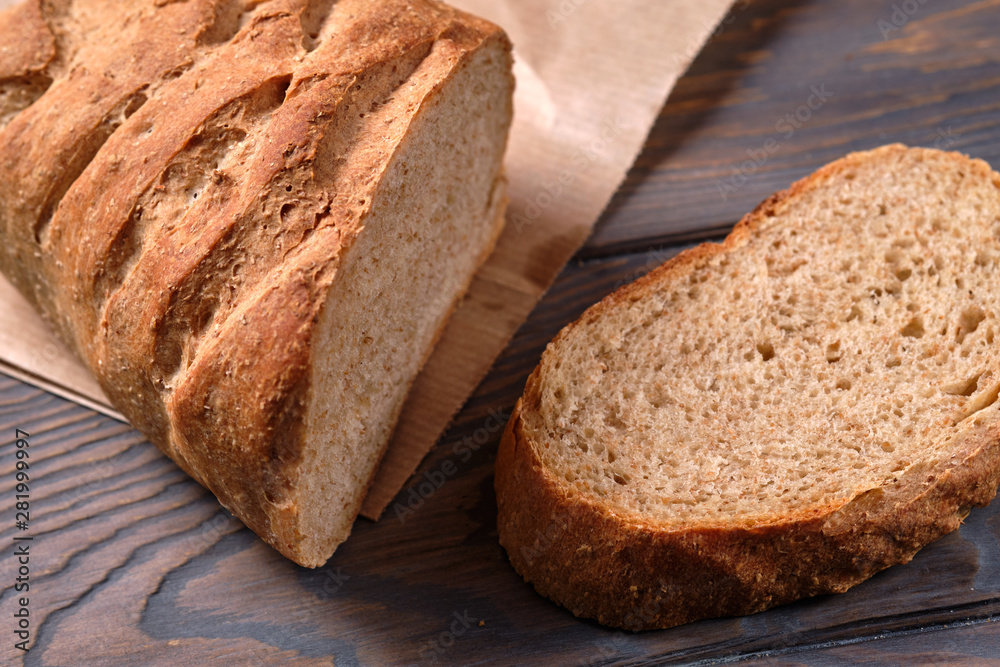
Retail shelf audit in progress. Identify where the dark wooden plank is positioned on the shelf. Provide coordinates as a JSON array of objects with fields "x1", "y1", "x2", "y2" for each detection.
[
  {"x1": 748, "y1": 618, "x2": 1000, "y2": 666},
  {"x1": 4, "y1": 0, "x2": 1000, "y2": 663},
  {"x1": 583, "y1": 0, "x2": 1000, "y2": 258},
  {"x1": 2, "y1": 247, "x2": 1000, "y2": 665}
]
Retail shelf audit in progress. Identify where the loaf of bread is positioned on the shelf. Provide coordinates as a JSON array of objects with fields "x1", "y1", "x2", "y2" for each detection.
[
  {"x1": 495, "y1": 145, "x2": 1000, "y2": 629},
  {"x1": 0, "y1": 0, "x2": 513, "y2": 566}
]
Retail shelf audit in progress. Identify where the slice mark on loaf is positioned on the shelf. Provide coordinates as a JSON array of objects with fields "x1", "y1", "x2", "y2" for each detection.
[
  {"x1": 496, "y1": 145, "x2": 1000, "y2": 629},
  {"x1": 54, "y1": 0, "x2": 434, "y2": 358},
  {"x1": 51, "y1": 2, "x2": 310, "y2": 344},
  {"x1": 0, "y1": 0, "x2": 514, "y2": 566},
  {"x1": 53, "y1": 1, "x2": 453, "y2": 459},
  {"x1": 162, "y1": 28, "x2": 511, "y2": 562},
  {"x1": 101, "y1": 20, "x2": 440, "y2": 391},
  {"x1": 0, "y1": 0, "x2": 250, "y2": 318},
  {"x1": 27, "y1": 0, "x2": 248, "y2": 247},
  {"x1": 0, "y1": 0, "x2": 57, "y2": 132},
  {"x1": 92, "y1": 77, "x2": 292, "y2": 323}
]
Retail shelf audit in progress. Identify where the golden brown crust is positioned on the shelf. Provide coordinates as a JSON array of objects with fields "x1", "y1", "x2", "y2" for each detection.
[
  {"x1": 498, "y1": 394, "x2": 1000, "y2": 629},
  {"x1": 495, "y1": 145, "x2": 1000, "y2": 630},
  {"x1": 0, "y1": 0, "x2": 56, "y2": 93},
  {"x1": 1, "y1": 0, "x2": 230, "y2": 326},
  {"x1": 0, "y1": 0, "x2": 512, "y2": 566}
]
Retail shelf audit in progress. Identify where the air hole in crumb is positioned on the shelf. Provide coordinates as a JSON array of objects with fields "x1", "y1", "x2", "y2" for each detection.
[
  {"x1": 895, "y1": 267, "x2": 912, "y2": 281},
  {"x1": 982, "y1": 384, "x2": 1000, "y2": 409},
  {"x1": 880, "y1": 442, "x2": 895, "y2": 452},
  {"x1": 943, "y1": 372, "x2": 982, "y2": 397},
  {"x1": 886, "y1": 358, "x2": 901, "y2": 368},
  {"x1": 961, "y1": 382, "x2": 1000, "y2": 421},
  {"x1": 826, "y1": 342, "x2": 842, "y2": 363},
  {"x1": 957, "y1": 306, "x2": 986, "y2": 344},
  {"x1": 901, "y1": 316, "x2": 925, "y2": 339},
  {"x1": 757, "y1": 342, "x2": 775, "y2": 361},
  {"x1": 836, "y1": 379, "x2": 852, "y2": 391}
]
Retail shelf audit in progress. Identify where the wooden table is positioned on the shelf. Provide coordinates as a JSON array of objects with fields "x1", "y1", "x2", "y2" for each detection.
[{"x1": 4, "y1": 0, "x2": 1000, "y2": 663}]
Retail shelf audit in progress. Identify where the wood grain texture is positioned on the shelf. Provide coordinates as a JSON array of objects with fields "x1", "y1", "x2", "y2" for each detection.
[
  {"x1": 585, "y1": 0, "x2": 1000, "y2": 257},
  {"x1": 3, "y1": 0, "x2": 1000, "y2": 663}
]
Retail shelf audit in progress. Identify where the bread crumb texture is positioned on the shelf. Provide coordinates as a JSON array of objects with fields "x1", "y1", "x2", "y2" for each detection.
[{"x1": 497, "y1": 145, "x2": 1000, "y2": 629}]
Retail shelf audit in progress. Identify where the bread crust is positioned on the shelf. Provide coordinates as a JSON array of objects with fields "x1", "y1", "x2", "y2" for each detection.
[
  {"x1": 495, "y1": 145, "x2": 1000, "y2": 630},
  {"x1": 0, "y1": 0, "x2": 513, "y2": 566}
]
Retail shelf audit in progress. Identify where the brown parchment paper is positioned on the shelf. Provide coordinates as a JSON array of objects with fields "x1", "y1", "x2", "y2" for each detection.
[{"x1": 0, "y1": 0, "x2": 733, "y2": 520}]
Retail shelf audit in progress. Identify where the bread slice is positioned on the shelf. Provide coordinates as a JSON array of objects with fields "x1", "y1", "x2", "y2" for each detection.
[
  {"x1": 0, "y1": 0, "x2": 513, "y2": 566},
  {"x1": 495, "y1": 145, "x2": 1000, "y2": 629}
]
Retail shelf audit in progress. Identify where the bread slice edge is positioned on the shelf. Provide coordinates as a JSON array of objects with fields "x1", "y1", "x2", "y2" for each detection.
[{"x1": 495, "y1": 144, "x2": 1000, "y2": 629}]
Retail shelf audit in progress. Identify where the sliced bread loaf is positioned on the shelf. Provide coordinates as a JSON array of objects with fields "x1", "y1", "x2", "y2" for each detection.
[
  {"x1": 0, "y1": 0, "x2": 513, "y2": 567},
  {"x1": 495, "y1": 145, "x2": 1000, "y2": 629}
]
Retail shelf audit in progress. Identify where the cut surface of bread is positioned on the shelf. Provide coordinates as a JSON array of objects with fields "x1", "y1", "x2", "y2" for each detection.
[
  {"x1": 0, "y1": 0, "x2": 513, "y2": 567},
  {"x1": 495, "y1": 145, "x2": 1000, "y2": 629}
]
